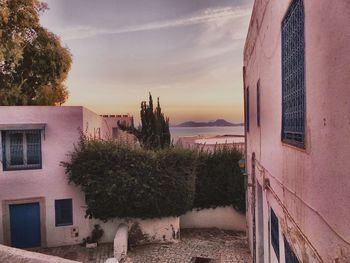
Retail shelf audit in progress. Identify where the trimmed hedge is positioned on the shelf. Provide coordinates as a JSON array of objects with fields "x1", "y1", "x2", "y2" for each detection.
[
  {"x1": 62, "y1": 135, "x2": 196, "y2": 220},
  {"x1": 194, "y1": 147, "x2": 245, "y2": 213},
  {"x1": 62, "y1": 134, "x2": 245, "y2": 221}
]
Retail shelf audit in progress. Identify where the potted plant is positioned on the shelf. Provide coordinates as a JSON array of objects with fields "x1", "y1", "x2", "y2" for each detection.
[{"x1": 83, "y1": 224, "x2": 104, "y2": 248}]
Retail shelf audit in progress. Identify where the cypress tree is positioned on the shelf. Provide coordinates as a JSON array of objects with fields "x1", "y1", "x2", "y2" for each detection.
[{"x1": 118, "y1": 93, "x2": 171, "y2": 150}]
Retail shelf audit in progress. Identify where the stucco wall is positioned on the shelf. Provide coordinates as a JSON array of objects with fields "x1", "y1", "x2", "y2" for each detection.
[
  {"x1": 101, "y1": 115, "x2": 135, "y2": 142},
  {"x1": 0, "y1": 106, "x2": 132, "y2": 248},
  {"x1": 82, "y1": 107, "x2": 104, "y2": 139},
  {"x1": 180, "y1": 207, "x2": 246, "y2": 231},
  {"x1": 244, "y1": 0, "x2": 350, "y2": 262}
]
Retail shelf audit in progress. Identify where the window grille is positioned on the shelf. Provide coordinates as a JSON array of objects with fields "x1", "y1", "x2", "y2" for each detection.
[
  {"x1": 271, "y1": 208, "x2": 280, "y2": 260},
  {"x1": 55, "y1": 199, "x2": 73, "y2": 226},
  {"x1": 257, "y1": 80, "x2": 261, "y2": 127},
  {"x1": 281, "y1": 0, "x2": 305, "y2": 147},
  {"x1": 2, "y1": 130, "x2": 42, "y2": 171},
  {"x1": 284, "y1": 237, "x2": 300, "y2": 263},
  {"x1": 246, "y1": 87, "x2": 250, "y2": 132}
]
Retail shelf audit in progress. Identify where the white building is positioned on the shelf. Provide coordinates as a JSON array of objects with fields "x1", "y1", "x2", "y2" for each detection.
[
  {"x1": 244, "y1": 0, "x2": 350, "y2": 262},
  {"x1": 0, "y1": 106, "x2": 133, "y2": 248}
]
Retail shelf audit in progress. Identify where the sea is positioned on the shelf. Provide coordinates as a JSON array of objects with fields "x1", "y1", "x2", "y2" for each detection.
[{"x1": 170, "y1": 126, "x2": 244, "y2": 140}]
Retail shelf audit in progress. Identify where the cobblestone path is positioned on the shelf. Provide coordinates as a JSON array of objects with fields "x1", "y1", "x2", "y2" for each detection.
[
  {"x1": 30, "y1": 228, "x2": 252, "y2": 263},
  {"x1": 125, "y1": 229, "x2": 251, "y2": 263},
  {"x1": 29, "y1": 243, "x2": 113, "y2": 263}
]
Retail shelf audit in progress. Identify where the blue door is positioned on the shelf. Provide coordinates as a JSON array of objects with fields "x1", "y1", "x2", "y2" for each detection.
[{"x1": 9, "y1": 202, "x2": 41, "y2": 248}]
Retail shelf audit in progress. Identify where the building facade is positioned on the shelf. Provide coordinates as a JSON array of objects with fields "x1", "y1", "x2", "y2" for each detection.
[
  {"x1": 243, "y1": 0, "x2": 350, "y2": 262},
  {"x1": 0, "y1": 106, "x2": 133, "y2": 248}
]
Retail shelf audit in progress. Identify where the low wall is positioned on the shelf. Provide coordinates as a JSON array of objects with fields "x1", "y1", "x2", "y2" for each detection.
[
  {"x1": 180, "y1": 206, "x2": 246, "y2": 231},
  {"x1": 92, "y1": 216, "x2": 180, "y2": 244},
  {"x1": 0, "y1": 244, "x2": 79, "y2": 263}
]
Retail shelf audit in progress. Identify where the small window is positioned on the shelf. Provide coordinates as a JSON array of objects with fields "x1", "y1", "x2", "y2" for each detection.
[
  {"x1": 281, "y1": 0, "x2": 305, "y2": 147},
  {"x1": 2, "y1": 130, "x2": 42, "y2": 171},
  {"x1": 257, "y1": 80, "x2": 261, "y2": 127},
  {"x1": 55, "y1": 199, "x2": 73, "y2": 226},
  {"x1": 271, "y1": 208, "x2": 280, "y2": 260},
  {"x1": 284, "y1": 237, "x2": 300, "y2": 263},
  {"x1": 246, "y1": 87, "x2": 250, "y2": 132}
]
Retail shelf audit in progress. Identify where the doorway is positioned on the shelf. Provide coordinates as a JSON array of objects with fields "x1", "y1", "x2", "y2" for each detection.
[{"x1": 9, "y1": 202, "x2": 41, "y2": 248}]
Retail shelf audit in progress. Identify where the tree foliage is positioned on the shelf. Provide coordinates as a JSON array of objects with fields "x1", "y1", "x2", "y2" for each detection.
[
  {"x1": 119, "y1": 93, "x2": 171, "y2": 150},
  {"x1": 0, "y1": 0, "x2": 72, "y2": 105}
]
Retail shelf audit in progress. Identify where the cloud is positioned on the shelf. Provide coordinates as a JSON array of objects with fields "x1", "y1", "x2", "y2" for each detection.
[
  {"x1": 187, "y1": 6, "x2": 251, "y2": 62},
  {"x1": 58, "y1": 6, "x2": 251, "y2": 41}
]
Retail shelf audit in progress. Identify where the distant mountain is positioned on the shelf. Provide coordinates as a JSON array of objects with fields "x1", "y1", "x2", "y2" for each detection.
[{"x1": 175, "y1": 119, "x2": 244, "y2": 127}]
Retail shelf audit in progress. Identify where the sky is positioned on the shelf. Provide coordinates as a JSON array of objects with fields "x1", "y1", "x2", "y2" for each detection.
[{"x1": 40, "y1": 0, "x2": 253, "y2": 124}]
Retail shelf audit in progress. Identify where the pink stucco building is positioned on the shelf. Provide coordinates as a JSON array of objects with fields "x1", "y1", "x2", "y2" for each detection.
[
  {"x1": 0, "y1": 106, "x2": 133, "y2": 248},
  {"x1": 244, "y1": 0, "x2": 350, "y2": 262}
]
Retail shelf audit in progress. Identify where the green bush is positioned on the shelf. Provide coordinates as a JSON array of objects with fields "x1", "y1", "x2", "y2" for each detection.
[
  {"x1": 194, "y1": 147, "x2": 245, "y2": 213},
  {"x1": 62, "y1": 134, "x2": 196, "y2": 220},
  {"x1": 62, "y1": 134, "x2": 245, "y2": 221}
]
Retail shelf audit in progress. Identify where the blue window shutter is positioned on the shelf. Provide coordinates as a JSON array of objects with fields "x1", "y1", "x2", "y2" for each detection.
[
  {"x1": 246, "y1": 87, "x2": 250, "y2": 132},
  {"x1": 284, "y1": 237, "x2": 300, "y2": 263},
  {"x1": 55, "y1": 199, "x2": 73, "y2": 226},
  {"x1": 271, "y1": 208, "x2": 280, "y2": 260}
]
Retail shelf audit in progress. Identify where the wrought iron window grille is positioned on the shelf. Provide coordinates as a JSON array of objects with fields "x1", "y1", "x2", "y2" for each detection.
[
  {"x1": 281, "y1": 0, "x2": 305, "y2": 148},
  {"x1": 1, "y1": 130, "x2": 42, "y2": 171}
]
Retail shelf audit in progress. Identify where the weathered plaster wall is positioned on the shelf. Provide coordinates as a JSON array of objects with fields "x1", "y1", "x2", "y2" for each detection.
[
  {"x1": 244, "y1": 0, "x2": 350, "y2": 262},
  {"x1": 180, "y1": 207, "x2": 246, "y2": 231}
]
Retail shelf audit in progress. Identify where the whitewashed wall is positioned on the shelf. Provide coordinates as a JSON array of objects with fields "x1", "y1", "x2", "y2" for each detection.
[
  {"x1": 92, "y1": 216, "x2": 180, "y2": 244},
  {"x1": 180, "y1": 207, "x2": 246, "y2": 231}
]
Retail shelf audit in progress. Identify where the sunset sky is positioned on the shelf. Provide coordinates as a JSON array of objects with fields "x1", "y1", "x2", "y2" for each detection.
[{"x1": 40, "y1": 0, "x2": 253, "y2": 124}]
